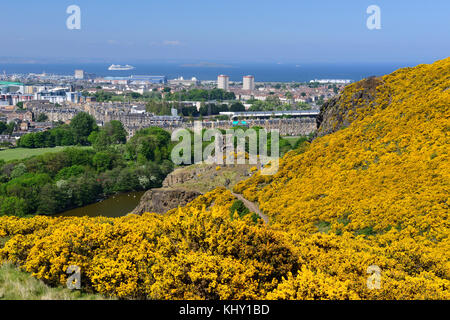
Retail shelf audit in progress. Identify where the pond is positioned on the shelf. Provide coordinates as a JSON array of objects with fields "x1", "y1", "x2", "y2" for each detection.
[{"x1": 56, "y1": 191, "x2": 145, "y2": 218}]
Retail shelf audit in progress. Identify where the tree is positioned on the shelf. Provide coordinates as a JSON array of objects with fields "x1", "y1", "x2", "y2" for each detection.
[
  {"x1": 248, "y1": 96, "x2": 284, "y2": 111},
  {"x1": 33, "y1": 132, "x2": 45, "y2": 148},
  {"x1": 36, "y1": 113, "x2": 49, "y2": 122},
  {"x1": 128, "y1": 92, "x2": 142, "y2": 99},
  {"x1": 93, "y1": 152, "x2": 112, "y2": 172},
  {"x1": 114, "y1": 168, "x2": 140, "y2": 192},
  {"x1": 0, "y1": 196, "x2": 26, "y2": 216},
  {"x1": 10, "y1": 163, "x2": 27, "y2": 179},
  {"x1": 55, "y1": 165, "x2": 85, "y2": 181},
  {"x1": 18, "y1": 133, "x2": 35, "y2": 148},
  {"x1": 63, "y1": 147, "x2": 94, "y2": 166},
  {"x1": 5, "y1": 122, "x2": 15, "y2": 136},
  {"x1": 230, "y1": 102, "x2": 245, "y2": 112},
  {"x1": 88, "y1": 131, "x2": 99, "y2": 146},
  {"x1": 219, "y1": 104, "x2": 229, "y2": 112},
  {"x1": 125, "y1": 127, "x2": 172, "y2": 163},
  {"x1": 296, "y1": 102, "x2": 310, "y2": 110},
  {"x1": 70, "y1": 112, "x2": 97, "y2": 145},
  {"x1": 36, "y1": 184, "x2": 62, "y2": 215},
  {"x1": 107, "y1": 120, "x2": 128, "y2": 144},
  {"x1": 93, "y1": 120, "x2": 127, "y2": 150},
  {"x1": 0, "y1": 122, "x2": 7, "y2": 134},
  {"x1": 93, "y1": 91, "x2": 114, "y2": 102},
  {"x1": 199, "y1": 103, "x2": 221, "y2": 116},
  {"x1": 58, "y1": 128, "x2": 75, "y2": 146},
  {"x1": 316, "y1": 95, "x2": 325, "y2": 106},
  {"x1": 229, "y1": 200, "x2": 250, "y2": 218},
  {"x1": 146, "y1": 101, "x2": 171, "y2": 115}
]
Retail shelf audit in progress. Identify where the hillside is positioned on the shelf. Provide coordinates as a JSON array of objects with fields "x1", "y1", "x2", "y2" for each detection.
[
  {"x1": 0, "y1": 58, "x2": 449, "y2": 300},
  {"x1": 233, "y1": 57, "x2": 450, "y2": 298},
  {"x1": 235, "y1": 58, "x2": 449, "y2": 236}
]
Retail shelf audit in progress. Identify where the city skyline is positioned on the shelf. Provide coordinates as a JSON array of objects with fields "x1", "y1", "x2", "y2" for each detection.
[{"x1": 0, "y1": 0, "x2": 449, "y2": 64}]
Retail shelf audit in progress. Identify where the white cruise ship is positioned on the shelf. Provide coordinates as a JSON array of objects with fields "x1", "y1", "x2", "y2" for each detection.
[{"x1": 108, "y1": 64, "x2": 135, "y2": 71}]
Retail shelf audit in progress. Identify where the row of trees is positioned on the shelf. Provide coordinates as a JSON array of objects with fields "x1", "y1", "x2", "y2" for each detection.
[
  {"x1": 82, "y1": 90, "x2": 142, "y2": 103},
  {"x1": 83, "y1": 88, "x2": 236, "y2": 104},
  {"x1": 165, "y1": 88, "x2": 236, "y2": 101},
  {"x1": 146, "y1": 101, "x2": 246, "y2": 117},
  {"x1": 246, "y1": 96, "x2": 311, "y2": 111},
  {"x1": 17, "y1": 112, "x2": 102, "y2": 148}
]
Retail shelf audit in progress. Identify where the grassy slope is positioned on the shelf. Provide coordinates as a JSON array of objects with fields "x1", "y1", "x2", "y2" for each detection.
[
  {"x1": 0, "y1": 146, "x2": 92, "y2": 162},
  {"x1": 0, "y1": 262, "x2": 109, "y2": 300}
]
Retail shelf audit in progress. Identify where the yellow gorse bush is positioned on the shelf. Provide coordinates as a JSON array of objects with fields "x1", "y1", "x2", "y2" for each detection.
[
  {"x1": 0, "y1": 189, "x2": 298, "y2": 299},
  {"x1": 1, "y1": 58, "x2": 449, "y2": 299},
  {"x1": 233, "y1": 57, "x2": 450, "y2": 298}
]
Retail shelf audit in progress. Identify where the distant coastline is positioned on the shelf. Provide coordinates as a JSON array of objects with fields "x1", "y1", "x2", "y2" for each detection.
[
  {"x1": 0, "y1": 62, "x2": 413, "y2": 82},
  {"x1": 180, "y1": 62, "x2": 233, "y2": 68}
]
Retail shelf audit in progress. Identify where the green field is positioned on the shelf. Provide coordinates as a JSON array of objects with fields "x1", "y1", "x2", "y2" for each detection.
[{"x1": 0, "y1": 147, "x2": 92, "y2": 162}]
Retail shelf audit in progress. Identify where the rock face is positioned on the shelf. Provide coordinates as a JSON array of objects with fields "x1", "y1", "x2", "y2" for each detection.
[
  {"x1": 316, "y1": 76, "x2": 383, "y2": 137},
  {"x1": 162, "y1": 166, "x2": 211, "y2": 187},
  {"x1": 130, "y1": 188, "x2": 201, "y2": 215}
]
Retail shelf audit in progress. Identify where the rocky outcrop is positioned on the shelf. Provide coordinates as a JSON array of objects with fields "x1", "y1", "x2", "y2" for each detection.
[
  {"x1": 162, "y1": 166, "x2": 211, "y2": 187},
  {"x1": 130, "y1": 188, "x2": 201, "y2": 215},
  {"x1": 162, "y1": 163, "x2": 253, "y2": 194},
  {"x1": 316, "y1": 76, "x2": 383, "y2": 137}
]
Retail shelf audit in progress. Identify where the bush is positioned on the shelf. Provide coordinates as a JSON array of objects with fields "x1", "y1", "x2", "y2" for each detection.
[{"x1": 229, "y1": 200, "x2": 250, "y2": 219}]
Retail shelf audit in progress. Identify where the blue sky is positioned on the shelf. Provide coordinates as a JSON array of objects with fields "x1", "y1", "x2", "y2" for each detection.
[{"x1": 1, "y1": 0, "x2": 449, "y2": 63}]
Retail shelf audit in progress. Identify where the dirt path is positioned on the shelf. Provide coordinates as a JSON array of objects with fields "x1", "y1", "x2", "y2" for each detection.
[{"x1": 231, "y1": 192, "x2": 269, "y2": 224}]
